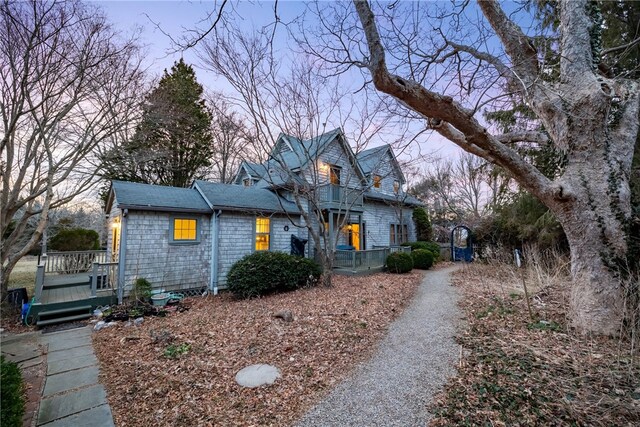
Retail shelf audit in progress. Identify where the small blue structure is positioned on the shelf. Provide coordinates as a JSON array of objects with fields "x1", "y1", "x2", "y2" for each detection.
[{"x1": 451, "y1": 225, "x2": 473, "y2": 262}]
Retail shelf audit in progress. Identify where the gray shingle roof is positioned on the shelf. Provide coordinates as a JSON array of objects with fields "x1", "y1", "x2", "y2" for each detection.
[
  {"x1": 243, "y1": 162, "x2": 268, "y2": 179},
  {"x1": 363, "y1": 190, "x2": 423, "y2": 207},
  {"x1": 111, "y1": 181, "x2": 212, "y2": 213},
  {"x1": 356, "y1": 145, "x2": 390, "y2": 175},
  {"x1": 194, "y1": 180, "x2": 301, "y2": 214}
]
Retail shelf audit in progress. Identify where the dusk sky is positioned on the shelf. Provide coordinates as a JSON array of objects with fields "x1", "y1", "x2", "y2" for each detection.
[{"x1": 94, "y1": 0, "x2": 463, "y2": 166}]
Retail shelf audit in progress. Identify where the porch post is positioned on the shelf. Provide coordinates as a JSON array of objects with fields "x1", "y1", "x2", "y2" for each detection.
[
  {"x1": 34, "y1": 256, "x2": 46, "y2": 303},
  {"x1": 91, "y1": 262, "x2": 99, "y2": 297},
  {"x1": 117, "y1": 209, "x2": 128, "y2": 304},
  {"x1": 358, "y1": 214, "x2": 363, "y2": 250},
  {"x1": 328, "y1": 210, "x2": 334, "y2": 251}
]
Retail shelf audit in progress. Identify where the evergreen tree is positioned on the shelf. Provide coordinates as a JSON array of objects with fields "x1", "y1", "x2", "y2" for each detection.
[{"x1": 103, "y1": 59, "x2": 213, "y2": 188}]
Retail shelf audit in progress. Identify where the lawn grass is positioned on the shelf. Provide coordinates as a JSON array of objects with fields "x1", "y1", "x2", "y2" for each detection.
[
  {"x1": 8, "y1": 272, "x2": 36, "y2": 296},
  {"x1": 7, "y1": 257, "x2": 38, "y2": 297}
]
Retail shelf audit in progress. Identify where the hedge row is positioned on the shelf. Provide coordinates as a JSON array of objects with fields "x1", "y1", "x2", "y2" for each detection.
[{"x1": 401, "y1": 241, "x2": 441, "y2": 260}]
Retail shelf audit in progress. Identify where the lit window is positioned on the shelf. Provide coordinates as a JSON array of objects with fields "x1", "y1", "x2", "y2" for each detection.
[
  {"x1": 255, "y1": 218, "x2": 270, "y2": 251},
  {"x1": 173, "y1": 218, "x2": 197, "y2": 241},
  {"x1": 373, "y1": 175, "x2": 381, "y2": 188},
  {"x1": 329, "y1": 166, "x2": 341, "y2": 185}
]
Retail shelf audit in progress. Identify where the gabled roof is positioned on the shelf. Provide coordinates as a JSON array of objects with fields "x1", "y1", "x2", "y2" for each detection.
[
  {"x1": 194, "y1": 180, "x2": 300, "y2": 214},
  {"x1": 356, "y1": 144, "x2": 406, "y2": 184},
  {"x1": 270, "y1": 128, "x2": 365, "y2": 177},
  {"x1": 109, "y1": 181, "x2": 212, "y2": 214},
  {"x1": 233, "y1": 161, "x2": 268, "y2": 184}
]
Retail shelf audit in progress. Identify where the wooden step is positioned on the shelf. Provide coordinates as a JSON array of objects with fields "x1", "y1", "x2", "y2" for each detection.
[
  {"x1": 37, "y1": 305, "x2": 92, "y2": 318},
  {"x1": 37, "y1": 312, "x2": 92, "y2": 327},
  {"x1": 43, "y1": 276, "x2": 91, "y2": 289}
]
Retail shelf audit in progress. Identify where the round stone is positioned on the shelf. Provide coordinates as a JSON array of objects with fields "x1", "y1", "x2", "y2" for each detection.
[{"x1": 235, "y1": 364, "x2": 281, "y2": 388}]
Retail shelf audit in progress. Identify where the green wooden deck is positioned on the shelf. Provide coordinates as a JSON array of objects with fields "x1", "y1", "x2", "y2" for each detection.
[
  {"x1": 31, "y1": 272, "x2": 117, "y2": 325},
  {"x1": 43, "y1": 272, "x2": 93, "y2": 287},
  {"x1": 40, "y1": 283, "x2": 113, "y2": 304}
]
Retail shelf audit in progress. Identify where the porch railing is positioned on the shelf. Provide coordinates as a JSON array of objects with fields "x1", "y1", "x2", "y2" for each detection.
[
  {"x1": 334, "y1": 246, "x2": 410, "y2": 272},
  {"x1": 44, "y1": 250, "x2": 107, "y2": 274},
  {"x1": 90, "y1": 261, "x2": 119, "y2": 297},
  {"x1": 317, "y1": 184, "x2": 364, "y2": 207}
]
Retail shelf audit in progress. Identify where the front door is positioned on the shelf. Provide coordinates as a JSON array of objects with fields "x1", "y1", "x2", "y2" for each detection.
[
  {"x1": 350, "y1": 224, "x2": 360, "y2": 250},
  {"x1": 111, "y1": 218, "x2": 121, "y2": 262}
]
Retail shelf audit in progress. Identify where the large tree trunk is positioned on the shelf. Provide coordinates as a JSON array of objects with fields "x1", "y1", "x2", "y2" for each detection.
[
  {"x1": 548, "y1": 127, "x2": 633, "y2": 335},
  {"x1": 554, "y1": 198, "x2": 627, "y2": 335}
]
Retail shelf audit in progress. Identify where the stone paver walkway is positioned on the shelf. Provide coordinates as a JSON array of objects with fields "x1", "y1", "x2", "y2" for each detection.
[{"x1": 1, "y1": 325, "x2": 115, "y2": 427}]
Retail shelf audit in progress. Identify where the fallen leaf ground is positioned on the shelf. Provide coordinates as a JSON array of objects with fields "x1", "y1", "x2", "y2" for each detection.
[
  {"x1": 93, "y1": 271, "x2": 424, "y2": 427},
  {"x1": 430, "y1": 263, "x2": 640, "y2": 426}
]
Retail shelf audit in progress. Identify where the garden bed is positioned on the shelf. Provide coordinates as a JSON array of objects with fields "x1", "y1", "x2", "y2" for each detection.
[{"x1": 93, "y1": 271, "x2": 424, "y2": 426}]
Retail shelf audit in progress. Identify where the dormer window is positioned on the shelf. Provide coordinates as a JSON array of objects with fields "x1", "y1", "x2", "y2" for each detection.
[
  {"x1": 243, "y1": 178, "x2": 251, "y2": 187},
  {"x1": 373, "y1": 175, "x2": 381, "y2": 189},
  {"x1": 393, "y1": 180, "x2": 400, "y2": 194}
]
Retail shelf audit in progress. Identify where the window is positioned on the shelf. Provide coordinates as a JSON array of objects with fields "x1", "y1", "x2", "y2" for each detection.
[
  {"x1": 243, "y1": 178, "x2": 251, "y2": 187},
  {"x1": 393, "y1": 180, "x2": 400, "y2": 194},
  {"x1": 255, "y1": 217, "x2": 270, "y2": 251},
  {"x1": 329, "y1": 165, "x2": 341, "y2": 185},
  {"x1": 373, "y1": 175, "x2": 381, "y2": 188},
  {"x1": 171, "y1": 217, "x2": 199, "y2": 243},
  {"x1": 390, "y1": 223, "x2": 408, "y2": 245}
]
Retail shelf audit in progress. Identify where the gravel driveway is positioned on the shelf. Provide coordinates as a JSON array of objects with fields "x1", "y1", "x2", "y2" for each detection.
[{"x1": 296, "y1": 265, "x2": 461, "y2": 427}]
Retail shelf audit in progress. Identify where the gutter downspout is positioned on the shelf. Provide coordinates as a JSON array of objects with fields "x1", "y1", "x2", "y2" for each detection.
[
  {"x1": 117, "y1": 209, "x2": 128, "y2": 304},
  {"x1": 210, "y1": 210, "x2": 222, "y2": 295}
]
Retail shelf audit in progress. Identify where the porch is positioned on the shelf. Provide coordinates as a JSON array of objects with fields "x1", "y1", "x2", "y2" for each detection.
[
  {"x1": 30, "y1": 251, "x2": 119, "y2": 327},
  {"x1": 333, "y1": 246, "x2": 411, "y2": 275}
]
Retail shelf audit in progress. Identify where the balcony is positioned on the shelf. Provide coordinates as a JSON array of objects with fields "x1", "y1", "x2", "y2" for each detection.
[{"x1": 316, "y1": 184, "x2": 364, "y2": 210}]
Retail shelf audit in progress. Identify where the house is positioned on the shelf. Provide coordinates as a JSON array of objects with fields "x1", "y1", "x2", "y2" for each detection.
[{"x1": 105, "y1": 128, "x2": 422, "y2": 300}]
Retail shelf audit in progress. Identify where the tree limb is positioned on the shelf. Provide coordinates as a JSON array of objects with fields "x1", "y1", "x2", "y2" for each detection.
[{"x1": 353, "y1": 0, "x2": 561, "y2": 203}]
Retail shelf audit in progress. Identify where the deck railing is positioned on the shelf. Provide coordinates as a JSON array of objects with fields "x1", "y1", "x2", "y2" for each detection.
[
  {"x1": 90, "y1": 262, "x2": 119, "y2": 297},
  {"x1": 334, "y1": 246, "x2": 411, "y2": 272},
  {"x1": 44, "y1": 250, "x2": 107, "y2": 274}
]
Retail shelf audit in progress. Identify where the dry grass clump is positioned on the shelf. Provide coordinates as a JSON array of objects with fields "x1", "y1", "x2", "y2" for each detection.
[
  {"x1": 93, "y1": 271, "x2": 424, "y2": 427},
  {"x1": 430, "y1": 253, "x2": 640, "y2": 427}
]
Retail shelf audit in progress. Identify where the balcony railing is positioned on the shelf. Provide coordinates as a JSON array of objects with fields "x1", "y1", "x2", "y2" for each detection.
[{"x1": 317, "y1": 184, "x2": 364, "y2": 208}]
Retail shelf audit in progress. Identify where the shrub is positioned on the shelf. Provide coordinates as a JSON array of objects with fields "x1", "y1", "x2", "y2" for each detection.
[
  {"x1": 131, "y1": 278, "x2": 152, "y2": 302},
  {"x1": 227, "y1": 252, "x2": 321, "y2": 299},
  {"x1": 386, "y1": 252, "x2": 414, "y2": 273},
  {"x1": 401, "y1": 241, "x2": 441, "y2": 261},
  {"x1": 413, "y1": 207, "x2": 433, "y2": 241},
  {"x1": 411, "y1": 249, "x2": 434, "y2": 270},
  {"x1": 49, "y1": 228, "x2": 100, "y2": 251},
  {"x1": 1, "y1": 355, "x2": 25, "y2": 427}
]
